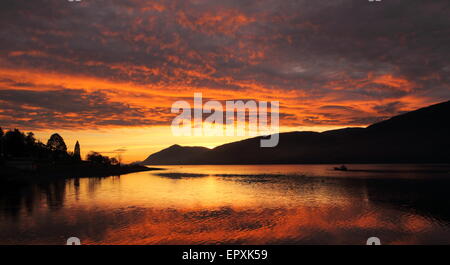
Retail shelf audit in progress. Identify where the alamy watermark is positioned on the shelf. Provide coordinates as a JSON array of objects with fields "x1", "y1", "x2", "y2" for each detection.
[{"x1": 171, "y1": 93, "x2": 279, "y2": 147}]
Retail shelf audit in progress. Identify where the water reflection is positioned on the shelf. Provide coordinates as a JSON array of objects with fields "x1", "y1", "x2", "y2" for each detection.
[
  {"x1": 0, "y1": 164, "x2": 450, "y2": 244},
  {"x1": 0, "y1": 180, "x2": 66, "y2": 219}
]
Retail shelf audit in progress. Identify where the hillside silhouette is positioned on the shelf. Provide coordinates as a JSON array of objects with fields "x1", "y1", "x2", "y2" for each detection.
[
  {"x1": 143, "y1": 100, "x2": 450, "y2": 165},
  {"x1": 143, "y1": 144, "x2": 210, "y2": 165}
]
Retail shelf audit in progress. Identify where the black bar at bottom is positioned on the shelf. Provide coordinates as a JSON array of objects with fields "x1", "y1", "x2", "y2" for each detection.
[{"x1": 0, "y1": 245, "x2": 445, "y2": 264}]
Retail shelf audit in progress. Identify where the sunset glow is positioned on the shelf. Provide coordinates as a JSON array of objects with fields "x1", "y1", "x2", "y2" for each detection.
[{"x1": 1, "y1": 0, "x2": 450, "y2": 250}]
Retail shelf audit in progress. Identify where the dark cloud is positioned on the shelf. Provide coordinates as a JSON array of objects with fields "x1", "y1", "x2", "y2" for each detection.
[
  {"x1": 373, "y1": 101, "x2": 406, "y2": 115},
  {"x1": 113, "y1": 148, "x2": 127, "y2": 152},
  {"x1": 0, "y1": 88, "x2": 172, "y2": 129}
]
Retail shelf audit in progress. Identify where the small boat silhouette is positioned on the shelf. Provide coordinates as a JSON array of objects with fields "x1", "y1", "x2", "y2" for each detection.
[{"x1": 334, "y1": 165, "x2": 348, "y2": 171}]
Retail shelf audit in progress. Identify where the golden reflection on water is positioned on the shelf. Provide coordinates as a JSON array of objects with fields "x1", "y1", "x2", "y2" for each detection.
[{"x1": 1, "y1": 164, "x2": 450, "y2": 245}]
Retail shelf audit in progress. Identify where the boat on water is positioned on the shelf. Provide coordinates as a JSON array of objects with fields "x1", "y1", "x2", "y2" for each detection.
[{"x1": 334, "y1": 165, "x2": 348, "y2": 171}]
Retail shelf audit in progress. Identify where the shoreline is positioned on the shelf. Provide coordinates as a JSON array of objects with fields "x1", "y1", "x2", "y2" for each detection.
[{"x1": 0, "y1": 163, "x2": 164, "y2": 183}]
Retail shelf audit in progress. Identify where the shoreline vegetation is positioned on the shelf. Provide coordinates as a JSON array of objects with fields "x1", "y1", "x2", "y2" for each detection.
[
  {"x1": 0, "y1": 127, "x2": 162, "y2": 183},
  {"x1": 0, "y1": 163, "x2": 162, "y2": 183}
]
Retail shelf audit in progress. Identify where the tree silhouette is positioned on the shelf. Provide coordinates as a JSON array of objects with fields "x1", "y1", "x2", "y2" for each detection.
[
  {"x1": 4, "y1": 129, "x2": 26, "y2": 157},
  {"x1": 46, "y1": 133, "x2": 67, "y2": 152},
  {"x1": 73, "y1": 141, "x2": 81, "y2": 161},
  {"x1": 86, "y1": 151, "x2": 118, "y2": 165},
  {"x1": 25, "y1": 132, "x2": 36, "y2": 147},
  {"x1": 0, "y1": 129, "x2": 84, "y2": 163}
]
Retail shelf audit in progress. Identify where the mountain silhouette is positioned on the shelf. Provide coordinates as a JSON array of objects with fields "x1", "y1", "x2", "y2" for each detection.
[
  {"x1": 143, "y1": 100, "x2": 450, "y2": 165},
  {"x1": 143, "y1": 144, "x2": 210, "y2": 165}
]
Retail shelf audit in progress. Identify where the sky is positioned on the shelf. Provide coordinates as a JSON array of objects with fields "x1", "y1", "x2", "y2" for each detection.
[{"x1": 0, "y1": 0, "x2": 449, "y2": 162}]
